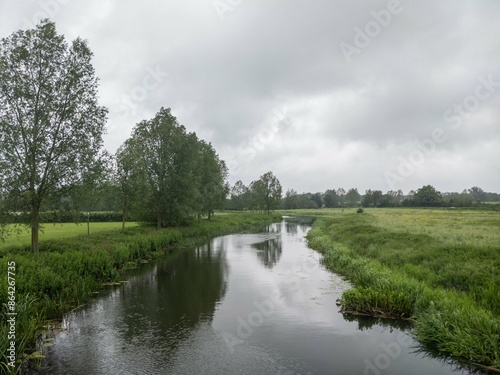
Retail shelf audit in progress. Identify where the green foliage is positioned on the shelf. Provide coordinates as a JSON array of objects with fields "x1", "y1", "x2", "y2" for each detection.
[
  {"x1": 115, "y1": 140, "x2": 150, "y2": 229},
  {"x1": 10, "y1": 211, "x2": 129, "y2": 224},
  {"x1": 323, "y1": 189, "x2": 339, "y2": 208},
  {"x1": 284, "y1": 186, "x2": 499, "y2": 210},
  {"x1": 227, "y1": 172, "x2": 283, "y2": 214},
  {"x1": 415, "y1": 299, "x2": 500, "y2": 366},
  {"x1": 403, "y1": 185, "x2": 444, "y2": 207},
  {"x1": 249, "y1": 171, "x2": 283, "y2": 214},
  {"x1": 282, "y1": 188, "x2": 364, "y2": 210},
  {"x1": 227, "y1": 180, "x2": 251, "y2": 211},
  {"x1": 345, "y1": 188, "x2": 361, "y2": 207},
  {"x1": 0, "y1": 294, "x2": 42, "y2": 374},
  {"x1": 117, "y1": 108, "x2": 228, "y2": 227},
  {"x1": 340, "y1": 286, "x2": 416, "y2": 319},
  {"x1": 356, "y1": 208, "x2": 364, "y2": 213},
  {"x1": 283, "y1": 189, "x2": 299, "y2": 209},
  {"x1": 0, "y1": 20, "x2": 108, "y2": 252},
  {"x1": 442, "y1": 191, "x2": 473, "y2": 207},
  {"x1": 362, "y1": 189, "x2": 404, "y2": 207},
  {"x1": 196, "y1": 141, "x2": 229, "y2": 220}
]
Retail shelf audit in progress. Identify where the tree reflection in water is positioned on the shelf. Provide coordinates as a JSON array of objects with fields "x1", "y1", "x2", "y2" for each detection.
[{"x1": 251, "y1": 237, "x2": 283, "y2": 268}]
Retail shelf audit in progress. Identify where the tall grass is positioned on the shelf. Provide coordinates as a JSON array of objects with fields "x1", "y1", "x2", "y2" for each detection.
[
  {"x1": 306, "y1": 210, "x2": 500, "y2": 369},
  {"x1": 0, "y1": 212, "x2": 280, "y2": 373},
  {"x1": 0, "y1": 295, "x2": 42, "y2": 374}
]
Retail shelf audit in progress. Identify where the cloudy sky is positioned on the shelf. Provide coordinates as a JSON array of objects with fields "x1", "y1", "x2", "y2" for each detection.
[{"x1": 1, "y1": 0, "x2": 499, "y2": 193}]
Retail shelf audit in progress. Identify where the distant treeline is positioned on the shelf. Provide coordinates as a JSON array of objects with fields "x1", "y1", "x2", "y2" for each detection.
[
  {"x1": 8, "y1": 211, "x2": 128, "y2": 224},
  {"x1": 226, "y1": 184, "x2": 499, "y2": 210}
]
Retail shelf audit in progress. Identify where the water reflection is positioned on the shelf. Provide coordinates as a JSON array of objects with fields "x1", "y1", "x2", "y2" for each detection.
[
  {"x1": 285, "y1": 221, "x2": 298, "y2": 235},
  {"x1": 342, "y1": 314, "x2": 413, "y2": 332},
  {"x1": 36, "y1": 238, "x2": 229, "y2": 374},
  {"x1": 251, "y1": 237, "x2": 283, "y2": 268}
]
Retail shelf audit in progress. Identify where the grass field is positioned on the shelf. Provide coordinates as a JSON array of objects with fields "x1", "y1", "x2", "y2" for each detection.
[
  {"x1": 294, "y1": 207, "x2": 500, "y2": 369},
  {"x1": 367, "y1": 207, "x2": 500, "y2": 247},
  {"x1": 0, "y1": 222, "x2": 139, "y2": 249}
]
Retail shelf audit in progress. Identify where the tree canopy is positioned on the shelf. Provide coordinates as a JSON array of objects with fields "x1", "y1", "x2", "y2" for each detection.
[
  {"x1": 116, "y1": 107, "x2": 228, "y2": 227},
  {"x1": 248, "y1": 172, "x2": 282, "y2": 214},
  {"x1": 226, "y1": 172, "x2": 283, "y2": 213},
  {"x1": 0, "y1": 20, "x2": 107, "y2": 252},
  {"x1": 403, "y1": 185, "x2": 444, "y2": 207}
]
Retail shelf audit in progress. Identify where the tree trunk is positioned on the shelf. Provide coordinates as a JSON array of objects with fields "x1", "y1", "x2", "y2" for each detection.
[
  {"x1": 31, "y1": 202, "x2": 40, "y2": 253},
  {"x1": 31, "y1": 225, "x2": 39, "y2": 253},
  {"x1": 208, "y1": 211, "x2": 211, "y2": 221},
  {"x1": 157, "y1": 210, "x2": 161, "y2": 229},
  {"x1": 122, "y1": 206, "x2": 127, "y2": 231},
  {"x1": 87, "y1": 212, "x2": 90, "y2": 236}
]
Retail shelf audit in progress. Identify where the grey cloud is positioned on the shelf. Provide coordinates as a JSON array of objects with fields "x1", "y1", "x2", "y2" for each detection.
[{"x1": 1, "y1": 0, "x2": 499, "y2": 193}]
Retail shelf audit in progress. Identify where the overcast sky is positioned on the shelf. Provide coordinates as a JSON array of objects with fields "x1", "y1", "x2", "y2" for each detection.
[{"x1": 1, "y1": 0, "x2": 499, "y2": 193}]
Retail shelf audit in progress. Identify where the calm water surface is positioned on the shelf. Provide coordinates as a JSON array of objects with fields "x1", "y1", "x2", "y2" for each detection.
[{"x1": 37, "y1": 221, "x2": 486, "y2": 374}]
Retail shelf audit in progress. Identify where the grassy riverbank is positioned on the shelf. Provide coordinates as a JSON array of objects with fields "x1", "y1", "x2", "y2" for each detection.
[
  {"x1": 302, "y1": 208, "x2": 499, "y2": 369},
  {"x1": 0, "y1": 212, "x2": 280, "y2": 374}
]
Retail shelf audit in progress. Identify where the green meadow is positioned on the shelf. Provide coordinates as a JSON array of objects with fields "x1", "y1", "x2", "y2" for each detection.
[
  {"x1": 0, "y1": 222, "x2": 139, "y2": 250},
  {"x1": 300, "y1": 207, "x2": 500, "y2": 369}
]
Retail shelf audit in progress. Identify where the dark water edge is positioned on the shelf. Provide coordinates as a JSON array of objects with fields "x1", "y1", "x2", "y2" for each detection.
[{"x1": 27, "y1": 221, "x2": 495, "y2": 375}]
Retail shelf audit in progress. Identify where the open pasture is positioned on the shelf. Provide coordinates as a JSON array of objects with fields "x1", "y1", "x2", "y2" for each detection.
[{"x1": 0, "y1": 222, "x2": 139, "y2": 250}]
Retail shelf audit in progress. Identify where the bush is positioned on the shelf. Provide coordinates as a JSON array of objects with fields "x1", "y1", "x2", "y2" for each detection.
[{"x1": 356, "y1": 208, "x2": 364, "y2": 213}]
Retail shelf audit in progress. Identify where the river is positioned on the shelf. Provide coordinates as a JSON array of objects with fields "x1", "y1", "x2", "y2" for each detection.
[{"x1": 35, "y1": 220, "x2": 486, "y2": 374}]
